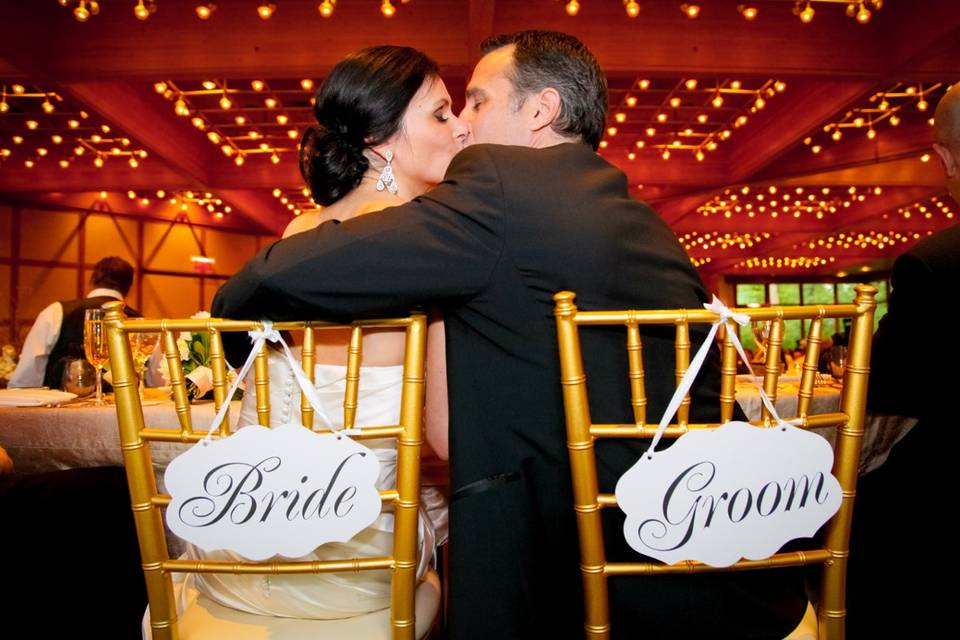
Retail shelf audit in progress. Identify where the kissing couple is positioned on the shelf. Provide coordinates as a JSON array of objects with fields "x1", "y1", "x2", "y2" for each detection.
[{"x1": 212, "y1": 30, "x2": 808, "y2": 640}]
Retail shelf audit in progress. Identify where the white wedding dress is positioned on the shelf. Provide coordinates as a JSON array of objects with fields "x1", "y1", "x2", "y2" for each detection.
[{"x1": 183, "y1": 348, "x2": 448, "y2": 619}]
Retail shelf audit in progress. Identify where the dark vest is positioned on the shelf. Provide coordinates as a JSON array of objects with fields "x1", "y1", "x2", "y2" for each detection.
[{"x1": 43, "y1": 296, "x2": 140, "y2": 389}]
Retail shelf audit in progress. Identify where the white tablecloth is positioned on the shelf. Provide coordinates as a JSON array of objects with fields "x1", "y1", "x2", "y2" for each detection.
[
  {"x1": 0, "y1": 397, "x2": 241, "y2": 474},
  {"x1": 735, "y1": 380, "x2": 916, "y2": 474}
]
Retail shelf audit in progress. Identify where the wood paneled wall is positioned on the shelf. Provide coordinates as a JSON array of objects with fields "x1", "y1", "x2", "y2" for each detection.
[{"x1": 0, "y1": 203, "x2": 275, "y2": 348}]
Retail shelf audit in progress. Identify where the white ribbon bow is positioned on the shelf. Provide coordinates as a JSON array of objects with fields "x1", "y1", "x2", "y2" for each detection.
[
  {"x1": 645, "y1": 296, "x2": 785, "y2": 456},
  {"x1": 203, "y1": 320, "x2": 336, "y2": 443}
]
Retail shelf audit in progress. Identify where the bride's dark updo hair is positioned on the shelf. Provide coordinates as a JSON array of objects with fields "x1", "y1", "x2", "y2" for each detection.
[{"x1": 299, "y1": 46, "x2": 440, "y2": 206}]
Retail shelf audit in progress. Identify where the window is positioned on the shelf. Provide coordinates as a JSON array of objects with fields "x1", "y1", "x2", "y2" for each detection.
[{"x1": 732, "y1": 279, "x2": 889, "y2": 349}]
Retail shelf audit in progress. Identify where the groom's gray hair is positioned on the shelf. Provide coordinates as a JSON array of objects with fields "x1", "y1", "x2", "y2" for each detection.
[{"x1": 481, "y1": 30, "x2": 608, "y2": 151}]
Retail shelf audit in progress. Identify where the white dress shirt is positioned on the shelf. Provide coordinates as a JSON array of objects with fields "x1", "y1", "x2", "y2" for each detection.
[{"x1": 9, "y1": 288, "x2": 124, "y2": 389}]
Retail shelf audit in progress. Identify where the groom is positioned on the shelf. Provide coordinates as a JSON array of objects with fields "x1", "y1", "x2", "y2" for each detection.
[{"x1": 214, "y1": 31, "x2": 805, "y2": 639}]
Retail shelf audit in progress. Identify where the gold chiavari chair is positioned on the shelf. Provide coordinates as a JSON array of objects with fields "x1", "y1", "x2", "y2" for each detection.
[
  {"x1": 553, "y1": 285, "x2": 877, "y2": 640},
  {"x1": 103, "y1": 301, "x2": 440, "y2": 640}
]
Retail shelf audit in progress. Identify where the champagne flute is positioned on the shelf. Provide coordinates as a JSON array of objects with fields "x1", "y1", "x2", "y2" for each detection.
[
  {"x1": 84, "y1": 308, "x2": 109, "y2": 405},
  {"x1": 750, "y1": 319, "x2": 770, "y2": 362},
  {"x1": 129, "y1": 329, "x2": 160, "y2": 394},
  {"x1": 829, "y1": 345, "x2": 847, "y2": 381}
]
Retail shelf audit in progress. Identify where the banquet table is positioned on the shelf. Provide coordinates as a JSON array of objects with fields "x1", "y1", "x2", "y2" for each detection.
[
  {"x1": 1, "y1": 387, "x2": 914, "y2": 477},
  {"x1": 735, "y1": 376, "x2": 916, "y2": 473},
  {"x1": 0, "y1": 397, "x2": 242, "y2": 474}
]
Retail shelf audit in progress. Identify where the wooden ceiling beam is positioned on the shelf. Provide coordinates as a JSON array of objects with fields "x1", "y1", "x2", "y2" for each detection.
[{"x1": 730, "y1": 81, "x2": 875, "y2": 182}]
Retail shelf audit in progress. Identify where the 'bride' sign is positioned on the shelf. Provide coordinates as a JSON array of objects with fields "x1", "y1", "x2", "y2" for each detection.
[
  {"x1": 165, "y1": 424, "x2": 383, "y2": 561},
  {"x1": 615, "y1": 421, "x2": 841, "y2": 567}
]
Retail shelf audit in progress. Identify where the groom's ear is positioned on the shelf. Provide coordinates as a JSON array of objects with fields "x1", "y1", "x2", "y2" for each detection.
[{"x1": 529, "y1": 88, "x2": 562, "y2": 133}]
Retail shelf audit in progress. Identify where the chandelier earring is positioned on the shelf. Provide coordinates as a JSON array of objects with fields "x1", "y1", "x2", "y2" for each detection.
[{"x1": 372, "y1": 149, "x2": 399, "y2": 195}]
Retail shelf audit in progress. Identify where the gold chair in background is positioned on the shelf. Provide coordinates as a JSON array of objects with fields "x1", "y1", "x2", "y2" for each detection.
[
  {"x1": 104, "y1": 300, "x2": 439, "y2": 640},
  {"x1": 553, "y1": 285, "x2": 877, "y2": 640}
]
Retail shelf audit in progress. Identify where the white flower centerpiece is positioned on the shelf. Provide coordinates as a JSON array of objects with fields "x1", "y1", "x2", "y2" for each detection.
[{"x1": 157, "y1": 311, "x2": 240, "y2": 402}]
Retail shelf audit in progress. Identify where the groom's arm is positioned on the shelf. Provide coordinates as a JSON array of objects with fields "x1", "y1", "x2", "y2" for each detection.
[{"x1": 213, "y1": 145, "x2": 506, "y2": 320}]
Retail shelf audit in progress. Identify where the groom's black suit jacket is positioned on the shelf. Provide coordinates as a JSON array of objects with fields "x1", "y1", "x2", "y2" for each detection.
[{"x1": 213, "y1": 143, "x2": 805, "y2": 639}]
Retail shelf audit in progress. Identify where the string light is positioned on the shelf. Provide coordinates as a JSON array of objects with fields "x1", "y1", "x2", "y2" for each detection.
[
  {"x1": 798, "y1": 2, "x2": 815, "y2": 23},
  {"x1": 565, "y1": 1, "x2": 580, "y2": 16},
  {"x1": 195, "y1": 2, "x2": 215, "y2": 19},
  {"x1": 380, "y1": 0, "x2": 396, "y2": 17},
  {"x1": 134, "y1": 0, "x2": 151, "y2": 20},
  {"x1": 737, "y1": 4, "x2": 758, "y2": 20},
  {"x1": 680, "y1": 4, "x2": 701, "y2": 19},
  {"x1": 257, "y1": 3, "x2": 276, "y2": 19},
  {"x1": 624, "y1": 1, "x2": 640, "y2": 18},
  {"x1": 319, "y1": 1, "x2": 336, "y2": 18}
]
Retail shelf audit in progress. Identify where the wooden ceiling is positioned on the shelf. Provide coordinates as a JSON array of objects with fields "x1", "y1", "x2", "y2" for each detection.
[{"x1": 1, "y1": 0, "x2": 957, "y2": 280}]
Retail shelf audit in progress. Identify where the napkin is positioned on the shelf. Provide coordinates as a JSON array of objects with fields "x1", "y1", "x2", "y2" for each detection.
[{"x1": 0, "y1": 388, "x2": 78, "y2": 407}]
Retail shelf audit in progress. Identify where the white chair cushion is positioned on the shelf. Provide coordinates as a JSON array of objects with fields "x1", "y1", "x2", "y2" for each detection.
[{"x1": 143, "y1": 569, "x2": 441, "y2": 640}]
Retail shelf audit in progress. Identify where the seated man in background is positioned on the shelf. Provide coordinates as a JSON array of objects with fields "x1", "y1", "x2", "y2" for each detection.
[{"x1": 9, "y1": 256, "x2": 139, "y2": 389}]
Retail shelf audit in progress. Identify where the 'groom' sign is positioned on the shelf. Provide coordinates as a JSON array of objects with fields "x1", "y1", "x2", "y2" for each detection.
[
  {"x1": 165, "y1": 424, "x2": 382, "y2": 560},
  {"x1": 615, "y1": 421, "x2": 842, "y2": 567}
]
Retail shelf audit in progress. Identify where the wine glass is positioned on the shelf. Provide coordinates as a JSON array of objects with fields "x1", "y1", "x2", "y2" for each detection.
[
  {"x1": 829, "y1": 345, "x2": 847, "y2": 381},
  {"x1": 129, "y1": 330, "x2": 160, "y2": 394},
  {"x1": 60, "y1": 357, "x2": 96, "y2": 397},
  {"x1": 84, "y1": 308, "x2": 109, "y2": 405},
  {"x1": 750, "y1": 320, "x2": 770, "y2": 362}
]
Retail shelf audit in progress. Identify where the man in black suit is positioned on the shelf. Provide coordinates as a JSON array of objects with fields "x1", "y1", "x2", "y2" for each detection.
[
  {"x1": 849, "y1": 83, "x2": 959, "y2": 637},
  {"x1": 213, "y1": 31, "x2": 805, "y2": 639}
]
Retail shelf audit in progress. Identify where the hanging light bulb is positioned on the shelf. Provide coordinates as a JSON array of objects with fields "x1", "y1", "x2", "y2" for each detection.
[
  {"x1": 270, "y1": 152, "x2": 281, "y2": 164},
  {"x1": 917, "y1": 97, "x2": 929, "y2": 111},
  {"x1": 134, "y1": 0, "x2": 151, "y2": 20},
  {"x1": 867, "y1": 127, "x2": 877, "y2": 139},
  {"x1": 889, "y1": 114, "x2": 901, "y2": 126},
  {"x1": 195, "y1": 2, "x2": 216, "y2": 19},
  {"x1": 737, "y1": 4, "x2": 758, "y2": 20},
  {"x1": 381, "y1": 0, "x2": 396, "y2": 17},
  {"x1": 257, "y1": 3, "x2": 275, "y2": 19},
  {"x1": 712, "y1": 93, "x2": 723, "y2": 108},
  {"x1": 799, "y1": 2, "x2": 815, "y2": 23},
  {"x1": 0, "y1": 99, "x2": 7, "y2": 113},
  {"x1": 42, "y1": 99, "x2": 55, "y2": 114},
  {"x1": 276, "y1": 114, "x2": 289, "y2": 125},
  {"x1": 219, "y1": 94, "x2": 232, "y2": 110},
  {"x1": 856, "y1": 3, "x2": 872, "y2": 23},
  {"x1": 74, "y1": 0, "x2": 91, "y2": 21},
  {"x1": 565, "y1": 1, "x2": 580, "y2": 16},
  {"x1": 94, "y1": 156, "x2": 104, "y2": 168},
  {"x1": 680, "y1": 4, "x2": 701, "y2": 19},
  {"x1": 624, "y1": 1, "x2": 640, "y2": 18},
  {"x1": 191, "y1": 116, "x2": 205, "y2": 129},
  {"x1": 174, "y1": 98, "x2": 190, "y2": 116},
  {"x1": 301, "y1": 79, "x2": 315, "y2": 91},
  {"x1": 318, "y1": 1, "x2": 336, "y2": 18}
]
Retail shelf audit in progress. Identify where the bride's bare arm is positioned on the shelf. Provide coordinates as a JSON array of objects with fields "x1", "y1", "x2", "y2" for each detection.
[{"x1": 424, "y1": 313, "x2": 449, "y2": 460}]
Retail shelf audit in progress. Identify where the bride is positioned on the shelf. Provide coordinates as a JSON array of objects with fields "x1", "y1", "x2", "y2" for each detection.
[{"x1": 185, "y1": 45, "x2": 466, "y2": 619}]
